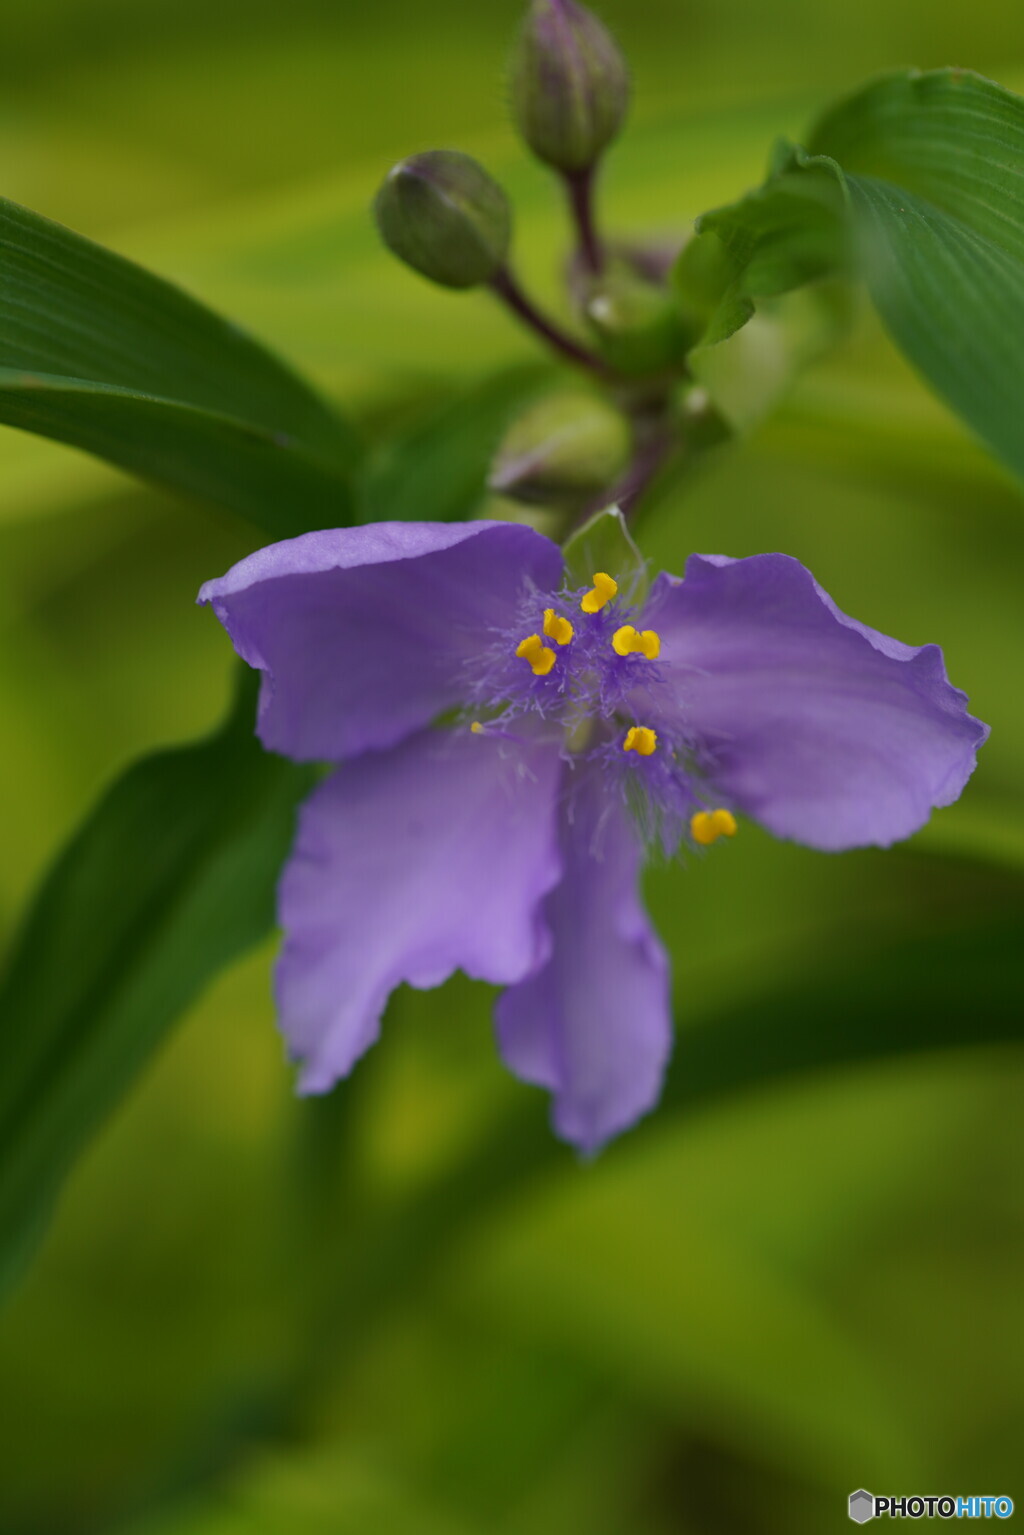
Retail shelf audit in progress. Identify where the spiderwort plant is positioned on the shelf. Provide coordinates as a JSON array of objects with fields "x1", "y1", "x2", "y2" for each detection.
[
  {"x1": 195, "y1": 0, "x2": 996, "y2": 1153},
  {"x1": 0, "y1": 0, "x2": 1020, "y2": 1343},
  {"x1": 200, "y1": 516, "x2": 986, "y2": 1150}
]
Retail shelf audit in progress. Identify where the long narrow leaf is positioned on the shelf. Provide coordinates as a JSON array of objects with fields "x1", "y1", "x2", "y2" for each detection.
[
  {"x1": 0, "y1": 671, "x2": 314, "y2": 1299},
  {"x1": 0, "y1": 371, "x2": 356, "y2": 537},
  {"x1": 0, "y1": 197, "x2": 358, "y2": 528}
]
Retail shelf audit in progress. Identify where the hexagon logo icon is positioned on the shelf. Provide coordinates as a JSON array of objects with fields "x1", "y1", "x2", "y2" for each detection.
[{"x1": 849, "y1": 1490, "x2": 875, "y2": 1523}]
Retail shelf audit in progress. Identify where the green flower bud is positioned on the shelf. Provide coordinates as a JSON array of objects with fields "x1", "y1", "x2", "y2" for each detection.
[
  {"x1": 374, "y1": 151, "x2": 511, "y2": 289},
  {"x1": 582, "y1": 262, "x2": 690, "y2": 376},
  {"x1": 489, "y1": 391, "x2": 631, "y2": 513},
  {"x1": 511, "y1": 0, "x2": 630, "y2": 174}
]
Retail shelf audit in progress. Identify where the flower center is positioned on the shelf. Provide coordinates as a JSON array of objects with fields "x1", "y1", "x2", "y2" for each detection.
[
  {"x1": 485, "y1": 569, "x2": 665, "y2": 730},
  {"x1": 463, "y1": 569, "x2": 737, "y2": 854}
]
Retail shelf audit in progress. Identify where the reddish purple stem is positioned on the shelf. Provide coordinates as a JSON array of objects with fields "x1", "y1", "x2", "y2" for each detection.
[
  {"x1": 565, "y1": 167, "x2": 604, "y2": 276},
  {"x1": 490, "y1": 267, "x2": 607, "y2": 374}
]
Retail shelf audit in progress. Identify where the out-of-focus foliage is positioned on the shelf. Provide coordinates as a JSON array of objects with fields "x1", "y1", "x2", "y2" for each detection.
[
  {"x1": 0, "y1": 670, "x2": 314, "y2": 1301},
  {"x1": 679, "y1": 72, "x2": 1024, "y2": 481},
  {"x1": 0, "y1": 2, "x2": 1022, "y2": 1533},
  {"x1": 0, "y1": 198, "x2": 358, "y2": 529}
]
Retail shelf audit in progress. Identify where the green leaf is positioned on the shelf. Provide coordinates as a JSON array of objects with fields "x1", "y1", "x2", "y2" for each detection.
[
  {"x1": 807, "y1": 70, "x2": 1024, "y2": 486},
  {"x1": 0, "y1": 372, "x2": 356, "y2": 538},
  {"x1": 680, "y1": 71, "x2": 1024, "y2": 481},
  {"x1": 673, "y1": 148, "x2": 850, "y2": 431},
  {"x1": 356, "y1": 364, "x2": 552, "y2": 524},
  {"x1": 676, "y1": 154, "x2": 847, "y2": 346},
  {"x1": 0, "y1": 669, "x2": 314, "y2": 1300},
  {"x1": 0, "y1": 197, "x2": 359, "y2": 531},
  {"x1": 687, "y1": 283, "x2": 851, "y2": 436}
]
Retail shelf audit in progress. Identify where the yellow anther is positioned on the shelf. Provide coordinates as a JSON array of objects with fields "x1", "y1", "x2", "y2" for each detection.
[
  {"x1": 623, "y1": 726, "x2": 658, "y2": 756},
  {"x1": 543, "y1": 608, "x2": 574, "y2": 646},
  {"x1": 612, "y1": 624, "x2": 661, "y2": 660},
  {"x1": 690, "y1": 809, "x2": 738, "y2": 846},
  {"x1": 580, "y1": 571, "x2": 618, "y2": 614},
  {"x1": 516, "y1": 633, "x2": 557, "y2": 677},
  {"x1": 470, "y1": 721, "x2": 485, "y2": 735}
]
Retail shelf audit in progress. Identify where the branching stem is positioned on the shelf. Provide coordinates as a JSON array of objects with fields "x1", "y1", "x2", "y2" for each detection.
[
  {"x1": 610, "y1": 426, "x2": 678, "y2": 522},
  {"x1": 490, "y1": 266, "x2": 608, "y2": 375}
]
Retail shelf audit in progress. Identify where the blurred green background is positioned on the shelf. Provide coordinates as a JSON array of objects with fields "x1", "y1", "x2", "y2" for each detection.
[{"x1": 1, "y1": 1, "x2": 1022, "y2": 1531}]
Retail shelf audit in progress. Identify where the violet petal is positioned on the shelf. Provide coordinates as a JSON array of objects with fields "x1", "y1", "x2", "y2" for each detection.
[
  {"x1": 644, "y1": 553, "x2": 988, "y2": 850},
  {"x1": 199, "y1": 520, "x2": 563, "y2": 762},
  {"x1": 496, "y1": 767, "x2": 671, "y2": 1152},
  {"x1": 277, "y1": 726, "x2": 564, "y2": 1093}
]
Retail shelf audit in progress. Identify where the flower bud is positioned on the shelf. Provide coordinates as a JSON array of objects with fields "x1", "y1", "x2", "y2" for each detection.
[
  {"x1": 374, "y1": 151, "x2": 511, "y2": 289},
  {"x1": 489, "y1": 391, "x2": 630, "y2": 513},
  {"x1": 582, "y1": 264, "x2": 690, "y2": 376},
  {"x1": 511, "y1": 0, "x2": 629, "y2": 175}
]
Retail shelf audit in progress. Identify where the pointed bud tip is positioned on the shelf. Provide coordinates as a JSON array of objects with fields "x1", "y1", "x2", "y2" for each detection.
[
  {"x1": 511, "y1": 0, "x2": 629, "y2": 174},
  {"x1": 374, "y1": 150, "x2": 511, "y2": 289}
]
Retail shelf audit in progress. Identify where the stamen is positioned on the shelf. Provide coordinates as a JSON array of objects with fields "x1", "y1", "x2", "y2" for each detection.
[
  {"x1": 580, "y1": 571, "x2": 618, "y2": 613},
  {"x1": 543, "y1": 608, "x2": 574, "y2": 646},
  {"x1": 690, "y1": 809, "x2": 738, "y2": 846},
  {"x1": 623, "y1": 725, "x2": 657, "y2": 756},
  {"x1": 612, "y1": 624, "x2": 661, "y2": 659},
  {"x1": 470, "y1": 721, "x2": 485, "y2": 734},
  {"x1": 516, "y1": 633, "x2": 557, "y2": 676}
]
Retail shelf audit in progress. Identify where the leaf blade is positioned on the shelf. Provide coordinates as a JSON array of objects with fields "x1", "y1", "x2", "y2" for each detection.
[
  {"x1": 680, "y1": 71, "x2": 1024, "y2": 481},
  {"x1": 0, "y1": 370, "x2": 356, "y2": 538},
  {"x1": 833, "y1": 173, "x2": 1024, "y2": 482},
  {"x1": 0, "y1": 670, "x2": 314, "y2": 1299},
  {"x1": 0, "y1": 197, "x2": 359, "y2": 526},
  {"x1": 356, "y1": 365, "x2": 553, "y2": 525},
  {"x1": 808, "y1": 70, "x2": 1024, "y2": 482}
]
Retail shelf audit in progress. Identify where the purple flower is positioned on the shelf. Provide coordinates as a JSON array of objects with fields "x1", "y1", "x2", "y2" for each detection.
[{"x1": 199, "y1": 520, "x2": 987, "y2": 1151}]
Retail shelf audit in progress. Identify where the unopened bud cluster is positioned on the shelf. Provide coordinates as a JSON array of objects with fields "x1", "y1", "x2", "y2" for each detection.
[
  {"x1": 372, "y1": 0, "x2": 687, "y2": 525},
  {"x1": 373, "y1": 1, "x2": 629, "y2": 294}
]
